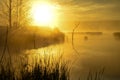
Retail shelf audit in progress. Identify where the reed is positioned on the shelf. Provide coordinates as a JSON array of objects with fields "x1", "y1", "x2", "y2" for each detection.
[{"x1": 0, "y1": 53, "x2": 70, "y2": 80}]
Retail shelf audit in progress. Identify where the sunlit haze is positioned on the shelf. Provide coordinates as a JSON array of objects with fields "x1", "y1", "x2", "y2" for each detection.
[
  {"x1": 30, "y1": 1, "x2": 58, "y2": 28},
  {"x1": 0, "y1": 0, "x2": 120, "y2": 80}
]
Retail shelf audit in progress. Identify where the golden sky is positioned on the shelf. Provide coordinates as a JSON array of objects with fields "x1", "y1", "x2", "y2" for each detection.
[
  {"x1": 58, "y1": 0, "x2": 120, "y2": 20},
  {"x1": 0, "y1": 0, "x2": 120, "y2": 31}
]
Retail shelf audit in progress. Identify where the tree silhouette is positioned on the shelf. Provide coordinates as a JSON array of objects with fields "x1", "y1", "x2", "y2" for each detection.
[{"x1": 0, "y1": 0, "x2": 30, "y2": 64}]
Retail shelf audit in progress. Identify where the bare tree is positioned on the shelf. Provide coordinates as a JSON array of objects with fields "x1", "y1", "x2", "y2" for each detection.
[
  {"x1": 0, "y1": 0, "x2": 30, "y2": 28},
  {"x1": 0, "y1": 0, "x2": 31, "y2": 64},
  {"x1": 15, "y1": 0, "x2": 30, "y2": 27},
  {"x1": 9, "y1": 0, "x2": 12, "y2": 28},
  {"x1": 0, "y1": 0, "x2": 13, "y2": 28},
  {"x1": 72, "y1": 23, "x2": 80, "y2": 56},
  {"x1": 0, "y1": 0, "x2": 13, "y2": 64}
]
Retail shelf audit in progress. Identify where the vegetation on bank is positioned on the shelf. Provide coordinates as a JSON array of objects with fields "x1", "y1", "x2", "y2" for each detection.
[
  {"x1": 0, "y1": 26, "x2": 65, "y2": 51},
  {"x1": 0, "y1": 26, "x2": 67, "y2": 80},
  {"x1": 0, "y1": 55, "x2": 104, "y2": 80},
  {"x1": 0, "y1": 26, "x2": 106, "y2": 80},
  {"x1": 0, "y1": 54, "x2": 70, "y2": 80}
]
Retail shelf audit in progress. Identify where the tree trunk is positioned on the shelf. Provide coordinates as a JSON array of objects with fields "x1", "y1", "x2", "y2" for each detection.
[{"x1": 9, "y1": 0, "x2": 12, "y2": 28}]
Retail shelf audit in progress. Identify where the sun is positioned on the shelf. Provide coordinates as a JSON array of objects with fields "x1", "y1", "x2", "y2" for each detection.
[{"x1": 31, "y1": 2, "x2": 57, "y2": 28}]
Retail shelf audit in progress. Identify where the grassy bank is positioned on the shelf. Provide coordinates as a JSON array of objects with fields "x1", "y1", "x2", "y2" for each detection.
[{"x1": 0, "y1": 53, "x2": 70, "y2": 80}]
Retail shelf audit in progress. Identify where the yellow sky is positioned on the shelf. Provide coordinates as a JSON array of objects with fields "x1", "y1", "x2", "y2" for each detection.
[{"x1": 0, "y1": 0, "x2": 120, "y2": 31}]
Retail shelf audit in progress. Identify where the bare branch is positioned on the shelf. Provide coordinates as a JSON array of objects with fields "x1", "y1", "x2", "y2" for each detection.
[{"x1": 72, "y1": 22, "x2": 80, "y2": 56}]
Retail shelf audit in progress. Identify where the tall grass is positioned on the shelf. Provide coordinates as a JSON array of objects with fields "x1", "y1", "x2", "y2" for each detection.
[
  {"x1": 78, "y1": 68, "x2": 105, "y2": 80},
  {"x1": 0, "y1": 53, "x2": 70, "y2": 80}
]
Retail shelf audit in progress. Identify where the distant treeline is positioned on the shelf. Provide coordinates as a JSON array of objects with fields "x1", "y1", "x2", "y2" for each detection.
[
  {"x1": 67, "y1": 32, "x2": 103, "y2": 35},
  {"x1": 0, "y1": 26, "x2": 65, "y2": 52},
  {"x1": 75, "y1": 20, "x2": 120, "y2": 31}
]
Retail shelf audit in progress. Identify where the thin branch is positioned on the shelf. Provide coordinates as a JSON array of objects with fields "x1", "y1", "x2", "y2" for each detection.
[
  {"x1": 0, "y1": 26, "x2": 9, "y2": 65},
  {"x1": 72, "y1": 23, "x2": 80, "y2": 56}
]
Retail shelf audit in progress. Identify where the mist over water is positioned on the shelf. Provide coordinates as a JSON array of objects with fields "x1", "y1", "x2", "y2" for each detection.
[
  {"x1": 0, "y1": 21, "x2": 120, "y2": 80},
  {"x1": 0, "y1": 0, "x2": 120, "y2": 79},
  {"x1": 64, "y1": 33, "x2": 120, "y2": 80},
  {"x1": 71, "y1": 20, "x2": 120, "y2": 32},
  {"x1": 23, "y1": 31, "x2": 120, "y2": 80}
]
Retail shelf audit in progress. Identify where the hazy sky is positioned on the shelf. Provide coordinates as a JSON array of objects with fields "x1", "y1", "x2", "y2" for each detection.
[
  {"x1": 0, "y1": 0, "x2": 120, "y2": 21},
  {"x1": 0, "y1": 0, "x2": 120, "y2": 20},
  {"x1": 0, "y1": 0, "x2": 120, "y2": 31},
  {"x1": 47, "y1": 0, "x2": 119, "y2": 31},
  {"x1": 54, "y1": 0, "x2": 120, "y2": 21}
]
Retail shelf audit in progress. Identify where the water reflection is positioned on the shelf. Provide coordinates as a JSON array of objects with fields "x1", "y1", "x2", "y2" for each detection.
[{"x1": 15, "y1": 32, "x2": 120, "y2": 80}]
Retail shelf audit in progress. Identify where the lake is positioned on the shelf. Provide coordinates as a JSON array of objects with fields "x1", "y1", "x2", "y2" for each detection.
[
  {"x1": 0, "y1": 32, "x2": 120, "y2": 80},
  {"x1": 24, "y1": 32, "x2": 120, "y2": 80}
]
